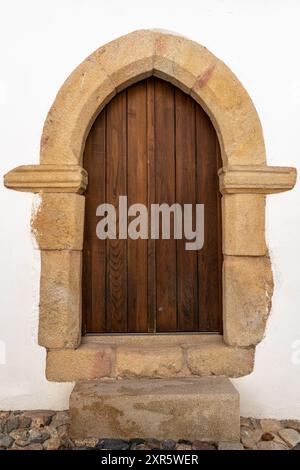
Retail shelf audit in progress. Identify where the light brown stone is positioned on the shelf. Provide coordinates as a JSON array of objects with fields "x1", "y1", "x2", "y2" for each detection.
[
  {"x1": 218, "y1": 441, "x2": 244, "y2": 450},
  {"x1": 31, "y1": 194, "x2": 85, "y2": 250},
  {"x1": 41, "y1": 60, "x2": 116, "y2": 165},
  {"x1": 116, "y1": 346, "x2": 183, "y2": 377},
  {"x1": 43, "y1": 437, "x2": 61, "y2": 450},
  {"x1": 80, "y1": 335, "x2": 254, "y2": 379},
  {"x1": 222, "y1": 194, "x2": 266, "y2": 256},
  {"x1": 278, "y1": 428, "x2": 300, "y2": 448},
  {"x1": 260, "y1": 419, "x2": 283, "y2": 434},
  {"x1": 223, "y1": 256, "x2": 273, "y2": 347},
  {"x1": 257, "y1": 440, "x2": 288, "y2": 450},
  {"x1": 69, "y1": 377, "x2": 240, "y2": 441},
  {"x1": 153, "y1": 31, "x2": 218, "y2": 93},
  {"x1": 192, "y1": 61, "x2": 266, "y2": 167},
  {"x1": 240, "y1": 427, "x2": 262, "y2": 448},
  {"x1": 90, "y1": 30, "x2": 155, "y2": 91},
  {"x1": 281, "y1": 419, "x2": 300, "y2": 432},
  {"x1": 219, "y1": 165, "x2": 297, "y2": 194},
  {"x1": 46, "y1": 343, "x2": 113, "y2": 381},
  {"x1": 3, "y1": 164, "x2": 87, "y2": 193},
  {"x1": 73, "y1": 437, "x2": 99, "y2": 448},
  {"x1": 187, "y1": 340, "x2": 254, "y2": 377},
  {"x1": 39, "y1": 251, "x2": 82, "y2": 349}
]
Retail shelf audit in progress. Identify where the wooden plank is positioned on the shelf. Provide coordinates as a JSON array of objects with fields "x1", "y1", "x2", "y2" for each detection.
[
  {"x1": 82, "y1": 110, "x2": 106, "y2": 333},
  {"x1": 196, "y1": 106, "x2": 222, "y2": 332},
  {"x1": 146, "y1": 78, "x2": 156, "y2": 333},
  {"x1": 127, "y1": 81, "x2": 148, "y2": 332},
  {"x1": 154, "y1": 78, "x2": 177, "y2": 332},
  {"x1": 216, "y1": 138, "x2": 223, "y2": 333},
  {"x1": 106, "y1": 90, "x2": 128, "y2": 332},
  {"x1": 175, "y1": 88, "x2": 198, "y2": 331}
]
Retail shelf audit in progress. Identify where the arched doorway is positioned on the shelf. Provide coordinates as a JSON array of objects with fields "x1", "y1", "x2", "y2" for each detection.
[{"x1": 82, "y1": 77, "x2": 222, "y2": 334}]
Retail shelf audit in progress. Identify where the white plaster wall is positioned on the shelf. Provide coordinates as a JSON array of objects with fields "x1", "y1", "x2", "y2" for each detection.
[{"x1": 0, "y1": 0, "x2": 299, "y2": 418}]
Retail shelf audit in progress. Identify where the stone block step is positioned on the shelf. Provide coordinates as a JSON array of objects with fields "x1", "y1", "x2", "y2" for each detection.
[{"x1": 69, "y1": 377, "x2": 240, "y2": 442}]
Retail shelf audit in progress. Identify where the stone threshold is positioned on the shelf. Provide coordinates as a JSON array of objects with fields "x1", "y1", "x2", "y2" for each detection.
[{"x1": 69, "y1": 377, "x2": 240, "y2": 442}]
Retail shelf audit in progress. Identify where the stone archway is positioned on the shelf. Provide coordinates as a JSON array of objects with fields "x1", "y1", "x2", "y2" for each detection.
[{"x1": 4, "y1": 30, "x2": 296, "y2": 382}]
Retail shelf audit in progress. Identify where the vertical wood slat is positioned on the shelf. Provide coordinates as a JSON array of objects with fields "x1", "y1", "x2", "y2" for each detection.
[
  {"x1": 216, "y1": 139, "x2": 223, "y2": 333},
  {"x1": 127, "y1": 82, "x2": 148, "y2": 332},
  {"x1": 155, "y1": 79, "x2": 177, "y2": 332},
  {"x1": 82, "y1": 111, "x2": 106, "y2": 333},
  {"x1": 146, "y1": 78, "x2": 156, "y2": 333},
  {"x1": 196, "y1": 105, "x2": 221, "y2": 331},
  {"x1": 175, "y1": 89, "x2": 198, "y2": 331},
  {"x1": 106, "y1": 91, "x2": 128, "y2": 332}
]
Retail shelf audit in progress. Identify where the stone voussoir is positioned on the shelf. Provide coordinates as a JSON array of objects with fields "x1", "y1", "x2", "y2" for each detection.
[
  {"x1": 41, "y1": 60, "x2": 116, "y2": 165},
  {"x1": 153, "y1": 31, "x2": 218, "y2": 94},
  {"x1": 39, "y1": 251, "x2": 82, "y2": 350},
  {"x1": 89, "y1": 29, "x2": 156, "y2": 92},
  {"x1": 191, "y1": 60, "x2": 266, "y2": 166},
  {"x1": 31, "y1": 193, "x2": 85, "y2": 250}
]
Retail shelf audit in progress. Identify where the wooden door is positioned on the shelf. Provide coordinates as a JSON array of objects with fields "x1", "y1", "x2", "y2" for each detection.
[{"x1": 82, "y1": 77, "x2": 222, "y2": 334}]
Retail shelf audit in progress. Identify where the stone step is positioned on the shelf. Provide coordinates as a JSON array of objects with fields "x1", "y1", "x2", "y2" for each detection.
[{"x1": 69, "y1": 377, "x2": 240, "y2": 442}]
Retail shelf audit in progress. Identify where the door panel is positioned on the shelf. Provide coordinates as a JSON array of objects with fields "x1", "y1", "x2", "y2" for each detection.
[{"x1": 82, "y1": 77, "x2": 222, "y2": 334}]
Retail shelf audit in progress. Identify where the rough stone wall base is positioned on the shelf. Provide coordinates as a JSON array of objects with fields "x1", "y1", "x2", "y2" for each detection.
[{"x1": 69, "y1": 377, "x2": 240, "y2": 442}]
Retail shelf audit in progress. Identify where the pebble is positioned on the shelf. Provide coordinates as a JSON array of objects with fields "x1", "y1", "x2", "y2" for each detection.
[
  {"x1": 12, "y1": 443, "x2": 44, "y2": 451},
  {"x1": 0, "y1": 412, "x2": 10, "y2": 421},
  {"x1": 257, "y1": 441, "x2": 288, "y2": 450},
  {"x1": 145, "y1": 438, "x2": 161, "y2": 449},
  {"x1": 29, "y1": 428, "x2": 50, "y2": 444},
  {"x1": 278, "y1": 428, "x2": 300, "y2": 448},
  {"x1": 240, "y1": 417, "x2": 259, "y2": 430},
  {"x1": 130, "y1": 443, "x2": 151, "y2": 450},
  {"x1": 261, "y1": 432, "x2": 274, "y2": 441},
  {"x1": 240, "y1": 427, "x2": 262, "y2": 448},
  {"x1": 50, "y1": 411, "x2": 69, "y2": 428},
  {"x1": 176, "y1": 443, "x2": 192, "y2": 450},
  {"x1": 99, "y1": 438, "x2": 129, "y2": 450},
  {"x1": 73, "y1": 437, "x2": 99, "y2": 448},
  {"x1": 0, "y1": 433, "x2": 13, "y2": 449},
  {"x1": 18, "y1": 415, "x2": 32, "y2": 429},
  {"x1": 218, "y1": 441, "x2": 244, "y2": 450},
  {"x1": 56, "y1": 424, "x2": 69, "y2": 438},
  {"x1": 5, "y1": 416, "x2": 19, "y2": 433},
  {"x1": 9, "y1": 429, "x2": 30, "y2": 446},
  {"x1": 23, "y1": 410, "x2": 54, "y2": 427},
  {"x1": 43, "y1": 437, "x2": 62, "y2": 450},
  {"x1": 260, "y1": 419, "x2": 282, "y2": 434},
  {"x1": 192, "y1": 441, "x2": 216, "y2": 450},
  {"x1": 281, "y1": 420, "x2": 300, "y2": 432},
  {"x1": 162, "y1": 439, "x2": 176, "y2": 449}
]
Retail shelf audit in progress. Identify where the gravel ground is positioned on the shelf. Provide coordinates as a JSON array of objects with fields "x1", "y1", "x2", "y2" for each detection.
[{"x1": 0, "y1": 411, "x2": 300, "y2": 450}]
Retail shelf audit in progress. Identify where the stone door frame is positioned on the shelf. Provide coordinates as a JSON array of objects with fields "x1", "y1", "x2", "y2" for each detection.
[{"x1": 4, "y1": 30, "x2": 296, "y2": 381}]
